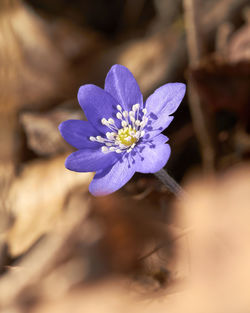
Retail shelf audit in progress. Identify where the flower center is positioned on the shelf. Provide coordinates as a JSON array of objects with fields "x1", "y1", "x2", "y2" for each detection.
[
  {"x1": 117, "y1": 126, "x2": 138, "y2": 146},
  {"x1": 89, "y1": 104, "x2": 148, "y2": 154}
]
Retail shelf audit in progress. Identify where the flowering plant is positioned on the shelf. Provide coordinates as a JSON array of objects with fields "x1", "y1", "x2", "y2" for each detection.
[{"x1": 59, "y1": 65, "x2": 185, "y2": 196}]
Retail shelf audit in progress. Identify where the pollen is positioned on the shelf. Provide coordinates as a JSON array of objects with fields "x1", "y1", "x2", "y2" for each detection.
[{"x1": 117, "y1": 126, "x2": 138, "y2": 146}]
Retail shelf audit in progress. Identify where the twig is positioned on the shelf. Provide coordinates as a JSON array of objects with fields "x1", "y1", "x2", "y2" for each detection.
[
  {"x1": 138, "y1": 228, "x2": 191, "y2": 262},
  {"x1": 183, "y1": 0, "x2": 216, "y2": 172},
  {"x1": 183, "y1": 0, "x2": 203, "y2": 66}
]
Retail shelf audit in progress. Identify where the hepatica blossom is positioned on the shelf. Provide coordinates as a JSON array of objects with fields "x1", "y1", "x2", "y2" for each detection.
[{"x1": 59, "y1": 65, "x2": 186, "y2": 196}]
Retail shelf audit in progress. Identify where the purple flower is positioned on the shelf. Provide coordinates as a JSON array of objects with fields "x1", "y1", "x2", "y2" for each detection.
[{"x1": 59, "y1": 64, "x2": 186, "y2": 196}]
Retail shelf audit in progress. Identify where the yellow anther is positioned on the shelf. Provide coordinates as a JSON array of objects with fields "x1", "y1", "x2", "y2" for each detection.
[{"x1": 117, "y1": 126, "x2": 138, "y2": 146}]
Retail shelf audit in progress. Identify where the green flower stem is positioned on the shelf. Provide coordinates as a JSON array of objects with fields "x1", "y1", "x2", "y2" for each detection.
[{"x1": 154, "y1": 169, "x2": 184, "y2": 197}]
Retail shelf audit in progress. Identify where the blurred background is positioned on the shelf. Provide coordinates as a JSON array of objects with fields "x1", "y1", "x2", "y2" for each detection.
[{"x1": 0, "y1": 0, "x2": 250, "y2": 312}]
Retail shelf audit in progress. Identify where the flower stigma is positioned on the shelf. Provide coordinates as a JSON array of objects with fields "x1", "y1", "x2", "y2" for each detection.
[
  {"x1": 89, "y1": 104, "x2": 148, "y2": 154},
  {"x1": 117, "y1": 126, "x2": 138, "y2": 146}
]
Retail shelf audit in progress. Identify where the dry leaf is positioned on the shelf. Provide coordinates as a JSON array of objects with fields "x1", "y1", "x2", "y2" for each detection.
[
  {"x1": 20, "y1": 109, "x2": 83, "y2": 156},
  {"x1": 7, "y1": 154, "x2": 92, "y2": 256}
]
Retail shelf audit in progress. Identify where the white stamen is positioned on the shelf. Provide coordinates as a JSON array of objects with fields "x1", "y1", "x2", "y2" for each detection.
[
  {"x1": 106, "y1": 132, "x2": 115, "y2": 140},
  {"x1": 97, "y1": 102, "x2": 149, "y2": 154},
  {"x1": 96, "y1": 136, "x2": 104, "y2": 142},
  {"x1": 132, "y1": 104, "x2": 138, "y2": 112},
  {"x1": 135, "y1": 132, "x2": 141, "y2": 139},
  {"x1": 140, "y1": 121, "x2": 147, "y2": 129},
  {"x1": 101, "y1": 118, "x2": 107, "y2": 125},
  {"x1": 130, "y1": 116, "x2": 135, "y2": 123},
  {"x1": 101, "y1": 146, "x2": 109, "y2": 153},
  {"x1": 116, "y1": 112, "x2": 122, "y2": 119},
  {"x1": 119, "y1": 144, "x2": 127, "y2": 149}
]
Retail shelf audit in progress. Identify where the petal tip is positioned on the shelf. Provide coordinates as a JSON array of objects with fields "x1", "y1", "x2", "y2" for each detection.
[
  {"x1": 58, "y1": 120, "x2": 69, "y2": 137},
  {"x1": 77, "y1": 84, "x2": 101, "y2": 104},
  {"x1": 178, "y1": 82, "x2": 186, "y2": 95},
  {"x1": 173, "y1": 83, "x2": 186, "y2": 99},
  {"x1": 58, "y1": 119, "x2": 78, "y2": 137},
  {"x1": 108, "y1": 64, "x2": 128, "y2": 72},
  {"x1": 64, "y1": 154, "x2": 74, "y2": 171},
  {"x1": 106, "y1": 64, "x2": 135, "y2": 80},
  {"x1": 58, "y1": 121, "x2": 64, "y2": 133},
  {"x1": 88, "y1": 182, "x2": 108, "y2": 197},
  {"x1": 150, "y1": 143, "x2": 171, "y2": 174},
  {"x1": 168, "y1": 82, "x2": 186, "y2": 95},
  {"x1": 65, "y1": 153, "x2": 83, "y2": 173}
]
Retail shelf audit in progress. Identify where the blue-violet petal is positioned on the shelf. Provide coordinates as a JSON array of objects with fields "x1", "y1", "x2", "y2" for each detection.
[
  {"x1": 105, "y1": 64, "x2": 143, "y2": 112},
  {"x1": 134, "y1": 138, "x2": 171, "y2": 174},
  {"x1": 89, "y1": 155, "x2": 135, "y2": 196},
  {"x1": 77, "y1": 84, "x2": 120, "y2": 133},
  {"x1": 145, "y1": 83, "x2": 185, "y2": 134},
  {"x1": 65, "y1": 148, "x2": 119, "y2": 173},
  {"x1": 59, "y1": 120, "x2": 101, "y2": 149}
]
